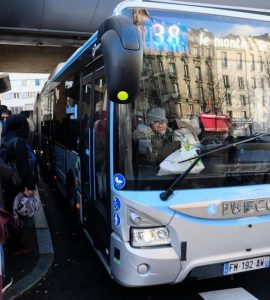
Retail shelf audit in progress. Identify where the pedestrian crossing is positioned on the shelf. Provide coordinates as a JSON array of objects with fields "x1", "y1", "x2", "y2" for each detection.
[{"x1": 199, "y1": 288, "x2": 258, "y2": 300}]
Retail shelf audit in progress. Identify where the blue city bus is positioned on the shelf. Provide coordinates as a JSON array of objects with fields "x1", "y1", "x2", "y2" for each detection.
[{"x1": 35, "y1": 0, "x2": 270, "y2": 286}]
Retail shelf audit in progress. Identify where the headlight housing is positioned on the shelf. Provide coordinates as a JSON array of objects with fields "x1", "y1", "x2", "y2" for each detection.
[{"x1": 131, "y1": 227, "x2": 171, "y2": 248}]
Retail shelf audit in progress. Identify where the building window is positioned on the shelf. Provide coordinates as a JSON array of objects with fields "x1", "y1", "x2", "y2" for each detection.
[
  {"x1": 148, "y1": 61, "x2": 153, "y2": 74},
  {"x1": 208, "y1": 68, "x2": 213, "y2": 83},
  {"x1": 227, "y1": 110, "x2": 233, "y2": 119},
  {"x1": 139, "y1": 81, "x2": 144, "y2": 92},
  {"x1": 173, "y1": 83, "x2": 179, "y2": 94},
  {"x1": 259, "y1": 56, "x2": 263, "y2": 72},
  {"x1": 13, "y1": 92, "x2": 20, "y2": 99},
  {"x1": 251, "y1": 77, "x2": 256, "y2": 88},
  {"x1": 158, "y1": 60, "x2": 163, "y2": 72},
  {"x1": 169, "y1": 63, "x2": 176, "y2": 75},
  {"x1": 189, "y1": 104, "x2": 194, "y2": 115},
  {"x1": 225, "y1": 93, "x2": 232, "y2": 105},
  {"x1": 223, "y1": 75, "x2": 230, "y2": 88},
  {"x1": 238, "y1": 77, "x2": 244, "y2": 89},
  {"x1": 145, "y1": 80, "x2": 149, "y2": 92},
  {"x1": 11, "y1": 107, "x2": 23, "y2": 114},
  {"x1": 236, "y1": 53, "x2": 242, "y2": 69},
  {"x1": 263, "y1": 96, "x2": 266, "y2": 106},
  {"x1": 250, "y1": 54, "x2": 255, "y2": 71},
  {"x1": 261, "y1": 78, "x2": 264, "y2": 90},
  {"x1": 242, "y1": 111, "x2": 247, "y2": 119},
  {"x1": 240, "y1": 95, "x2": 246, "y2": 106},
  {"x1": 186, "y1": 83, "x2": 192, "y2": 97},
  {"x1": 193, "y1": 47, "x2": 200, "y2": 58},
  {"x1": 195, "y1": 67, "x2": 202, "y2": 81},
  {"x1": 184, "y1": 64, "x2": 189, "y2": 78},
  {"x1": 209, "y1": 89, "x2": 215, "y2": 103},
  {"x1": 35, "y1": 79, "x2": 41, "y2": 86},
  {"x1": 222, "y1": 52, "x2": 227, "y2": 68},
  {"x1": 206, "y1": 47, "x2": 211, "y2": 58},
  {"x1": 27, "y1": 92, "x2": 36, "y2": 98},
  {"x1": 27, "y1": 79, "x2": 35, "y2": 87},
  {"x1": 161, "y1": 79, "x2": 167, "y2": 93},
  {"x1": 198, "y1": 86, "x2": 204, "y2": 101}
]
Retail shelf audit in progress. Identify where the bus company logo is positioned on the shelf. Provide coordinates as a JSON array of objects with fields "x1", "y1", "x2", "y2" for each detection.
[
  {"x1": 223, "y1": 198, "x2": 270, "y2": 217},
  {"x1": 92, "y1": 43, "x2": 101, "y2": 57}
]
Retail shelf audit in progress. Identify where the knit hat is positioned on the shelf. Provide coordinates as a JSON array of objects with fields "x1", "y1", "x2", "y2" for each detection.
[{"x1": 147, "y1": 107, "x2": 168, "y2": 123}]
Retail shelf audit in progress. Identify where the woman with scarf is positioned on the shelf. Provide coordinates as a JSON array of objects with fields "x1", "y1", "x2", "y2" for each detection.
[{"x1": 1, "y1": 114, "x2": 37, "y2": 255}]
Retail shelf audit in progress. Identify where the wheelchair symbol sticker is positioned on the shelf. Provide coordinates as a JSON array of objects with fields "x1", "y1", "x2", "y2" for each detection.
[{"x1": 114, "y1": 173, "x2": 126, "y2": 189}]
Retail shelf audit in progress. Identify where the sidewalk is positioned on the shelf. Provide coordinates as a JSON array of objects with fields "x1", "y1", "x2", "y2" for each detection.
[{"x1": 3, "y1": 191, "x2": 54, "y2": 300}]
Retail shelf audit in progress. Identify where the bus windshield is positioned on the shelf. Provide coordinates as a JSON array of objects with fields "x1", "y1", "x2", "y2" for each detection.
[{"x1": 116, "y1": 7, "x2": 270, "y2": 190}]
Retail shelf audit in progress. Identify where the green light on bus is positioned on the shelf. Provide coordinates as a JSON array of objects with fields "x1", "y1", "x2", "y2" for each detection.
[{"x1": 117, "y1": 91, "x2": 128, "y2": 101}]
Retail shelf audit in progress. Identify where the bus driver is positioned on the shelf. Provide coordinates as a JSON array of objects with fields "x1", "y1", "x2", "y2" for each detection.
[{"x1": 133, "y1": 107, "x2": 181, "y2": 165}]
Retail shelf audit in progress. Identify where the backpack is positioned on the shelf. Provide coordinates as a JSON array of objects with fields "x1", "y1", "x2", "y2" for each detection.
[
  {"x1": 0, "y1": 138, "x2": 18, "y2": 184},
  {"x1": 0, "y1": 137, "x2": 37, "y2": 186},
  {"x1": 13, "y1": 192, "x2": 40, "y2": 217}
]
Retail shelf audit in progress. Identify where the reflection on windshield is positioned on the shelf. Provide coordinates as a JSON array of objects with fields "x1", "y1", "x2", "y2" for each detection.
[{"x1": 119, "y1": 8, "x2": 270, "y2": 188}]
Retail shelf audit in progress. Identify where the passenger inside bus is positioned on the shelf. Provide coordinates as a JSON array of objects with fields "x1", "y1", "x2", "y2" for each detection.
[
  {"x1": 94, "y1": 99, "x2": 107, "y2": 200},
  {"x1": 133, "y1": 107, "x2": 181, "y2": 165}
]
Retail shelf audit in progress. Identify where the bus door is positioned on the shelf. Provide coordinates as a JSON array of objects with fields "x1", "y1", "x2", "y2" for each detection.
[{"x1": 81, "y1": 70, "x2": 110, "y2": 259}]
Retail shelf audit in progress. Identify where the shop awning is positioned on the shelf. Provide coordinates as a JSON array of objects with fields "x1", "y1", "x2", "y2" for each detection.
[{"x1": 199, "y1": 113, "x2": 231, "y2": 132}]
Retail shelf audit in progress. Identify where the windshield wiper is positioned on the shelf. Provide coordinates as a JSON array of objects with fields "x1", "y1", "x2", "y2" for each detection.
[{"x1": 160, "y1": 133, "x2": 267, "y2": 201}]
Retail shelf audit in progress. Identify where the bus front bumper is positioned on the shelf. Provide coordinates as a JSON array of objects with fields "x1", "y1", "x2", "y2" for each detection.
[{"x1": 110, "y1": 233, "x2": 180, "y2": 287}]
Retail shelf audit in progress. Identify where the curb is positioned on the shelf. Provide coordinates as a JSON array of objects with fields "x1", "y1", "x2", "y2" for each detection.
[{"x1": 3, "y1": 191, "x2": 54, "y2": 300}]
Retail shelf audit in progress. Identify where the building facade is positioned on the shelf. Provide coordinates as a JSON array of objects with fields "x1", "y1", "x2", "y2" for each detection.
[{"x1": 0, "y1": 73, "x2": 49, "y2": 113}]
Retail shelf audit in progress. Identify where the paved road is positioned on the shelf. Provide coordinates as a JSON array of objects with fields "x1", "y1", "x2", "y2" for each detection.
[{"x1": 19, "y1": 175, "x2": 270, "y2": 300}]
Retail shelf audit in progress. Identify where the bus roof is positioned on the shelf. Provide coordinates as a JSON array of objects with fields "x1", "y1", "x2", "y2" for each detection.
[{"x1": 50, "y1": 32, "x2": 98, "y2": 84}]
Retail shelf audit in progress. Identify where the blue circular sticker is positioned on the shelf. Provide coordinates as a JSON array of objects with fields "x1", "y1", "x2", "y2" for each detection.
[
  {"x1": 113, "y1": 213, "x2": 121, "y2": 228},
  {"x1": 113, "y1": 197, "x2": 121, "y2": 212},
  {"x1": 114, "y1": 173, "x2": 126, "y2": 189}
]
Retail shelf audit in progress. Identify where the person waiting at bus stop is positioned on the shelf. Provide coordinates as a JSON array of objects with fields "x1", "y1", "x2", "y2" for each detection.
[{"x1": 1, "y1": 114, "x2": 37, "y2": 255}]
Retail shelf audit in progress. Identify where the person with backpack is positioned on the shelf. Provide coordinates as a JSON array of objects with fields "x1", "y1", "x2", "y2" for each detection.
[{"x1": 1, "y1": 114, "x2": 38, "y2": 255}]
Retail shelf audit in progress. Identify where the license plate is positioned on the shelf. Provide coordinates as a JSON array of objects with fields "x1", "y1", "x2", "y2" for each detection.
[{"x1": 223, "y1": 256, "x2": 270, "y2": 275}]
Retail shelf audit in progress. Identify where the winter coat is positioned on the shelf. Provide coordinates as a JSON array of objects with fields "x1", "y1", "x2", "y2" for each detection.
[
  {"x1": 2, "y1": 114, "x2": 36, "y2": 191},
  {"x1": 149, "y1": 128, "x2": 181, "y2": 164}
]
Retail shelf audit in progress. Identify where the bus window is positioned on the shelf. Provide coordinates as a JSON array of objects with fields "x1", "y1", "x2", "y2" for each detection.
[
  {"x1": 54, "y1": 81, "x2": 79, "y2": 152},
  {"x1": 93, "y1": 76, "x2": 107, "y2": 202},
  {"x1": 81, "y1": 81, "x2": 92, "y2": 199}
]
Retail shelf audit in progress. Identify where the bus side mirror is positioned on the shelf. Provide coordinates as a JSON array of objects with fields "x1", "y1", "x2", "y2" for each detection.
[{"x1": 98, "y1": 16, "x2": 143, "y2": 104}]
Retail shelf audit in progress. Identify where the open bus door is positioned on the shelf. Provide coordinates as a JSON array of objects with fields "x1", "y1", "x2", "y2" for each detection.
[{"x1": 80, "y1": 69, "x2": 110, "y2": 260}]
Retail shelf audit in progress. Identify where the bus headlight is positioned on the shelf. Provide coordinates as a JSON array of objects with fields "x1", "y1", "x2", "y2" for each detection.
[{"x1": 131, "y1": 227, "x2": 171, "y2": 247}]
